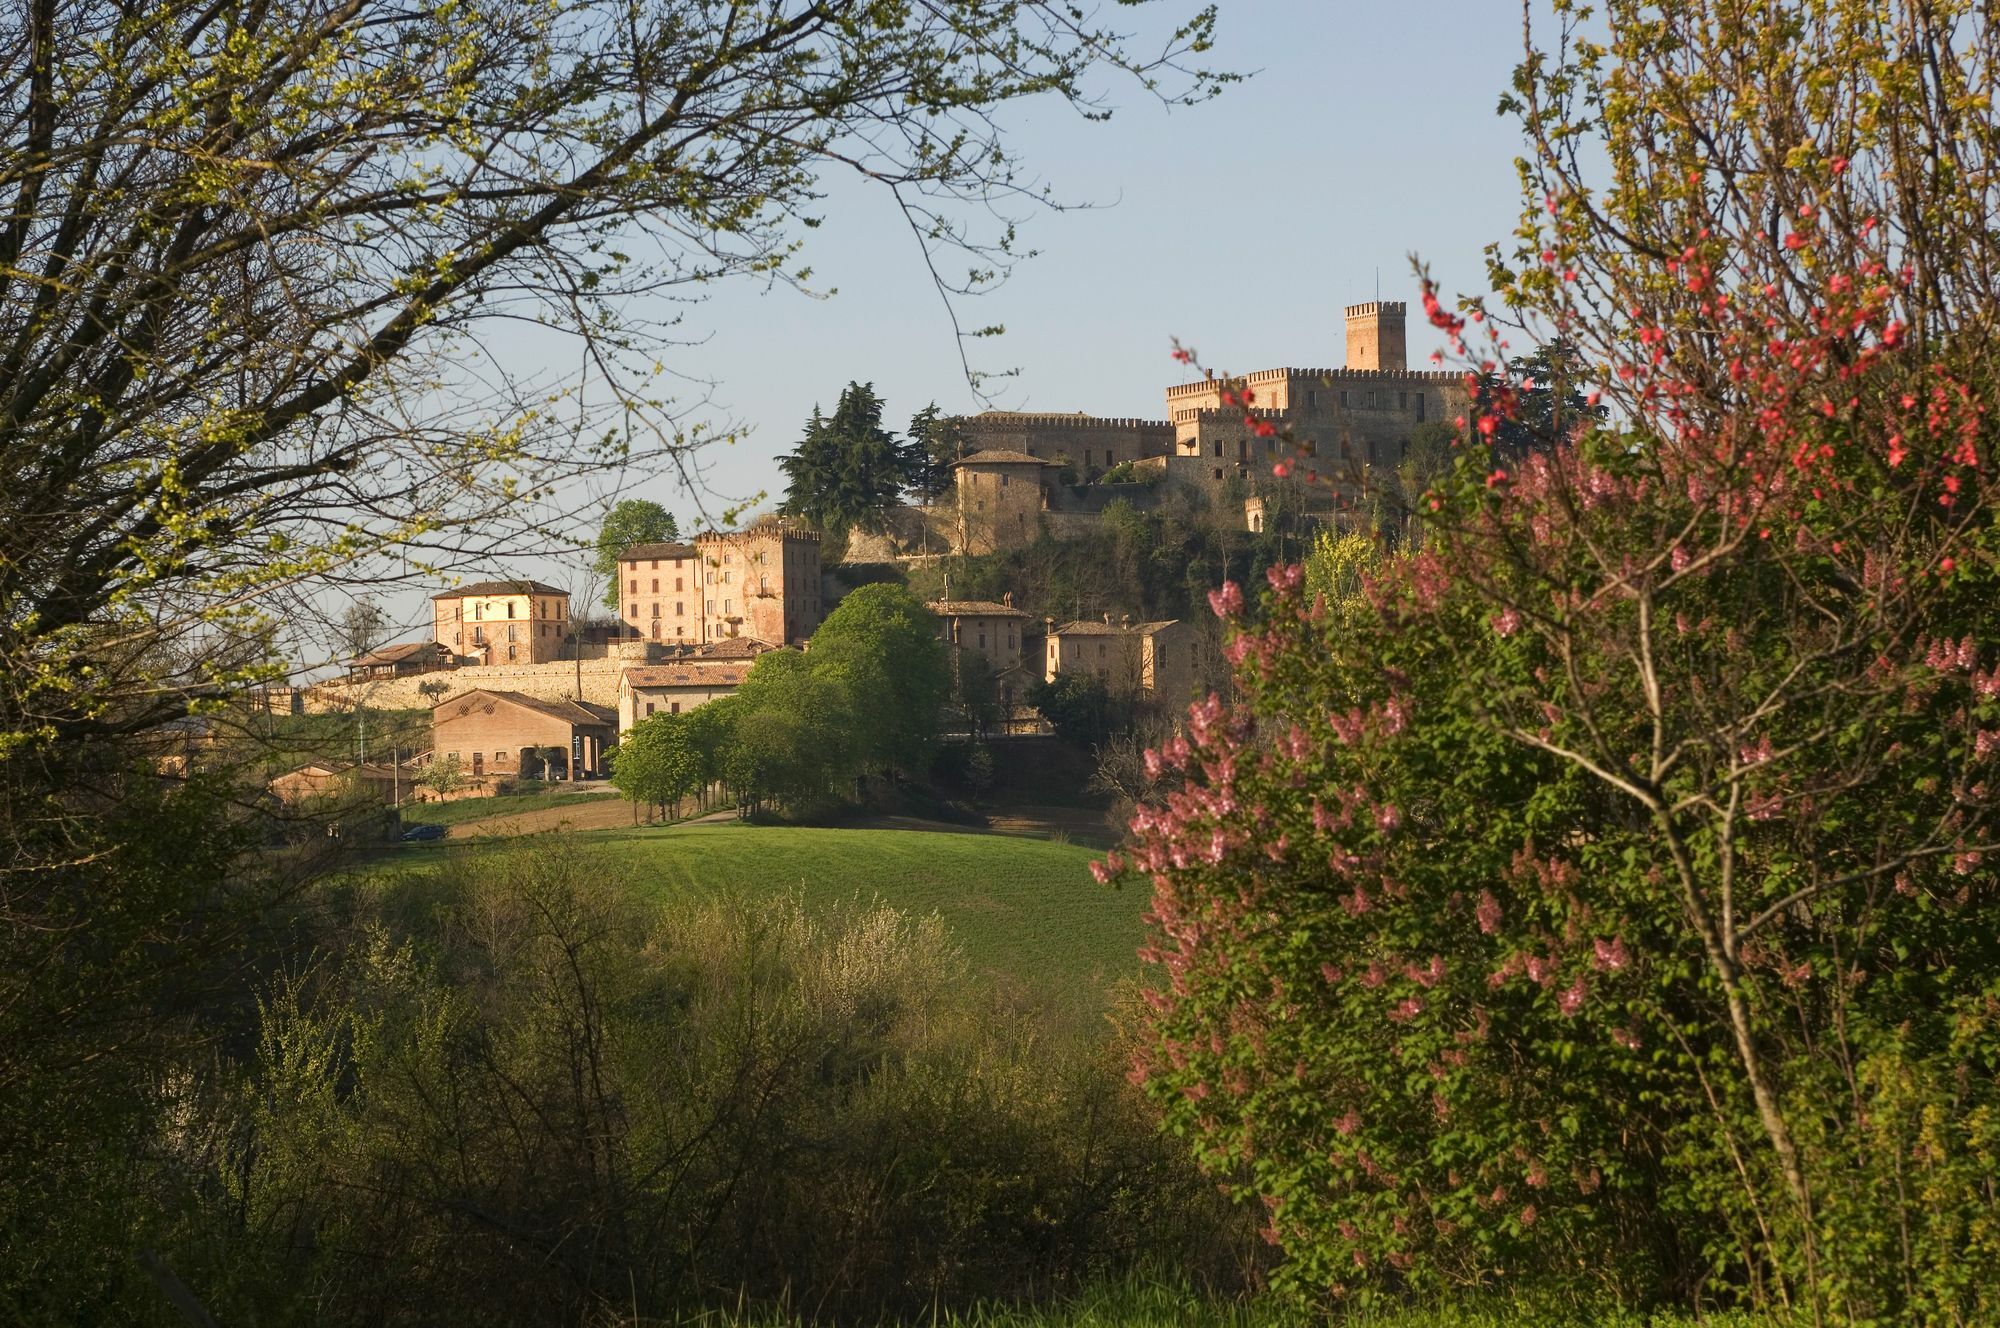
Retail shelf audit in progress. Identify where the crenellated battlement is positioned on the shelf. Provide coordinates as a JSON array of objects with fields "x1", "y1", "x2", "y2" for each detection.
[
  {"x1": 959, "y1": 413, "x2": 1172, "y2": 431},
  {"x1": 1166, "y1": 366, "x2": 1464, "y2": 398}
]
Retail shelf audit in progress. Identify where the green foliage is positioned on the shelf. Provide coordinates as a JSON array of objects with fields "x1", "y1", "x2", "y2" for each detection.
[
  {"x1": 609, "y1": 707, "x2": 706, "y2": 811},
  {"x1": 1029, "y1": 671, "x2": 1130, "y2": 752},
  {"x1": 905, "y1": 402, "x2": 967, "y2": 504},
  {"x1": 1474, "y1": 342, "x2": 1606, "y2": 458},
  {"x1": 779, "y1": 384, "x2": 906, "y2": 535},
  {"x1": 416, "y1": 752, "x2": 467, "y2": 795},
  {"x1": 195, "y1": 847, "x2": 1245, "y2": 1322},
  {"x1": 1300, "y1": 529, "x2": 1381, "y2": 611},
  {"x1": 594, "y1": 499, "x2": 680, "y2": 609},
  {"x1": 809, "y1": 582, "x2": 952, "y2": 778}
]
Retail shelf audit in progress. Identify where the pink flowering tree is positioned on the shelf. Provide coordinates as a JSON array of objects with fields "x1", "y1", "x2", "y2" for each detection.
[{"x1": 1112, "y1": 2, "x2": 2000, "y2": 1317}]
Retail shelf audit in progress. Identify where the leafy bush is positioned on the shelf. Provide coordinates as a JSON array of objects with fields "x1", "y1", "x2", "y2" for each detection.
[
  {"x1": 194, "y1": 845, "x2": 1253, "y2": 1323},
  {"x1": 1111, "y1": 3, "x2": 2000, "y2": 1319}
]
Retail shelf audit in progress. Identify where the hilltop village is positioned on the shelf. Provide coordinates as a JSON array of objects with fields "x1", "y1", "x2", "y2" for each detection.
[{"x1": 284, "y1": 302, "x2": 1466, "y2": 790}]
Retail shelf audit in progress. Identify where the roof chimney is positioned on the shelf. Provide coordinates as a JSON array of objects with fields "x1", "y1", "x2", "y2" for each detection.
[
  {"x1": 1001, "y1": 591, "x2": 1013, "y2": 608},
  {"x1": 1102, "y1": 611, "x2": 1113, "y2": 626}
]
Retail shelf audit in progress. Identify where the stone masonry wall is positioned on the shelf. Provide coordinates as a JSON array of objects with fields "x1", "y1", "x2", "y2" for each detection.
[{"x1": 305, "y1": 642, "x2": 656, "y2": 713}]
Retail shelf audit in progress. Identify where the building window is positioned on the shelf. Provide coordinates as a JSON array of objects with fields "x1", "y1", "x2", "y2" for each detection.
[
  {"x1": 507, "y1": 646, "x2": 517, "y2": 660},
  {"x1": 651, "y1": 559, "x2": 658, "y2": 569},
  {"x1": 628, "y1": 579, "x2": 637, "y2": 594},
  {"x1": 650, "y1": 602, "x2": 660, "y2": 618},
  {"x1": 1000, "y1": 473, "x2": 1008, "y2": 487},
  {"x1": 507, "y1": 602, "x2": 515, "y2": 618},
  {"x1": 1399, "y1": 391, "x2": 1408, "y2": 409},
  {"x1": 706, "y1": 599, "x2": 715, "y2": 612},
  {"x1": 1308, "y1": 389, "x2": 1317, "y2": 407},
  {"x1": 675, "y1": 602, "x2": 683, "y2": 615},
  {"x1": 1340, "y1": 390, "x2": 1349, "y2": 408},
  {"x1": 473, "y1": 626, "x2": 484, "y2": 643},
  {"x1": 646, "y1": 702, "x2": 655, "y2": 716},
  {"x1": 1213, "y1": 468, "x2": 1223, "y2": 480},
  {"x1": 723, "y1": 599, "x2": 732, "y2": 613},
  {"x1": 1213, "y1": 440, "x2": 1223, "y2": 457},
  {"x1": 675, "y1": 577, "x2": 683, "y2": 591},
  {"x1": 627, "y1": 603, "x2": 636, "y2": 618},
  {"x1": 650, "y1": 622, "x2": 659, "y2": 639},
  {"x1": 670, "y1": 702, "x2": 681, "y2": 714},
  {"x1": 1416, "y1": 393, "x2": 1426, "y2": 422},
  {"x1": 651, "y1": 578, "x2": 659, "y2": 592}
]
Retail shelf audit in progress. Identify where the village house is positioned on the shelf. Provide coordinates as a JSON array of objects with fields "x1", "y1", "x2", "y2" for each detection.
[
  {"x1": 431, "y1": 688, "x2": 616, "y2": 780},
  {"x1": 1043, "y1": 615, "x2": 1195, "y2": 703},
  {"x1": 617, "y1": 661, "x2": 754, "y2": 732},
  {"x1": 347, "y1": 641, "x2": 457, "y2": 678},
  {"x1": 616, "y1": 519, "x2": 824, "y2": 648},
  {"x1": 431, "y1": 580, "x2": 572, "y2": 665},
  {"x1": 928, "y1": 595, "x2": 1034, "y2": 711},
  {"x1": 268, "y1": 758, "x2": 421, "y2": 807}
]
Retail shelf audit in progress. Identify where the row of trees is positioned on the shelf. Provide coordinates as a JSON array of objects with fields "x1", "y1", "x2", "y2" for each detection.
[
  {"x1": 612, "y1": 584, "x2": 950, "y2": 818},
  {"x1": 779, "y1": 384, "x2": 969, "y2": 535}
]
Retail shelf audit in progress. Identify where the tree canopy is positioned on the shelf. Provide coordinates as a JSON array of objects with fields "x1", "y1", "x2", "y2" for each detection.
[
  {"x1": 779, "y1": 383, "x2": 906, "y2": 535},
  {"x1": 594, "y1": 501, "x2": 681, "y2": 610}
]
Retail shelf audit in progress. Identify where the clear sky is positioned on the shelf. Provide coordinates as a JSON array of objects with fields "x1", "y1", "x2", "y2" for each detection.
[{"x1": 350, "y1": 1, "x2": 1546, "y2": 651}]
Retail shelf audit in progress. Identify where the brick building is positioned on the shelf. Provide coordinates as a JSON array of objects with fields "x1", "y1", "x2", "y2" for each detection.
[
  {"x1": 431, "y1": 688, "x2": 616, "y2": 780},
  {"x1": 431, "y1": 580, "x2": 572, "y2": 665},
  {"x1": 616, "y1": 520, "x2": 823, "y2": 647}
]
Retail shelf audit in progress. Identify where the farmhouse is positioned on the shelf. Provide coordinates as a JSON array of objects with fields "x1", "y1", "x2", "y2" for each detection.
[
  {"x1": 432, "y1": 688, "x2": 616, "y2": 780},
  {"x1": 929, "y1": 595, "x2": 1034, "y2": 711}
]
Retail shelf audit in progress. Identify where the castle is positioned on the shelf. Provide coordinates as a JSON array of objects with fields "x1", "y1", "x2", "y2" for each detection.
[{"x1": 851, "y1": 300, "x2": 1471, "y2": 558}]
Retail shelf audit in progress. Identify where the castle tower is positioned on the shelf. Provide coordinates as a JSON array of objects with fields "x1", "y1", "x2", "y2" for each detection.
[{"x1": 1344, "y1": 300, "x2": 1407, "y2": 373}]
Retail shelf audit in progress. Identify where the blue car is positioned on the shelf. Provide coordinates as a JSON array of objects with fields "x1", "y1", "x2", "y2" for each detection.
[{"x1": 401, "y1": 822, "x2": 447, "y2": 842}]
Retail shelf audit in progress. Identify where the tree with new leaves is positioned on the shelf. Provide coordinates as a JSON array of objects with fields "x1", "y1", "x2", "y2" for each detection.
[
  {"x1": 1116, "y1": 1, "x2": 2000, "y2": 1317},
  {"x1": 594, "y1": 500, "x2": 680, "y2": 610},
  {"x1": 610, "y1": 710, "x2": 702, "y2": 819},
  {"x1": 807, "y1": 582, "x2": 951, "y2": 778},
  {"x1": 779, "y1": 383, "x2": 906, "y2": 535},
  {"x1": 0, "y1": 0, "x2": 1227, "y2": 1303}
]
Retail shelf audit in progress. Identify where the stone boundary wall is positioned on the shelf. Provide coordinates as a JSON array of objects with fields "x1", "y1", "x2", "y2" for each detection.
[{"x1": 305, "y1": 640, "x2": 661, "y2": 713}]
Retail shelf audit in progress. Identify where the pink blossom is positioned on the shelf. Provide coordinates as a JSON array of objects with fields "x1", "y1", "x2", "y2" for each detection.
[
  {"x1": 1389, "y1": 996, "x2": 1425, "y2": 1022},
  {"x1": 1375, "y1": 804, "x2": 1401, "y2": 835},
  {"x1": 1611, "y1": 1026, "x2": 1642, "y2": 1051},
  {"x1": 1476, "y1": 889, "x2": 1503, "y2": 935},
  {"x1": 1557, "y1": 977, "x2": 1587, "y2": 1016},
  {"x1": 1334, "y1": 1109, "x2": 1361, "y2": 1137},
  {"x1": 1591, "y1": 935, "x2": 1630, "y2": 972},
  {"x1": 1265, "y1": 562, "x2": 1303, "y2": 593},
  {"x1": 1206, "y1": 580, "x2": 1244, "y2": 617},
  {"x1": 1519, "y1": 1203, "x2": 1538, "y2": 1228},
  {"x1": 1320, "y1": 963, "x2": 1345, "y2": 985},
  {"x1": 1524, "y1": 954, "x2": 1552, "y2": 985},
  {"x1": 1491, "y1": 607, "x2": 1521, "y2": 636},
  {"x1": 1671, "y1": 544, "x2": 1691, "y2": 571}
]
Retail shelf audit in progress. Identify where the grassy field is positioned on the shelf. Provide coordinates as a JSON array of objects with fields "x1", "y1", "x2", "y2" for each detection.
[
  {"x1": 608, "y1": 822, "x2": 1144, "y2": 1027},
  {"x1": 409, "y1": 821, "x2": 1146, "y2": 1028},
  {"x1": 399, "y1": 784, "x2": 610, "y2": 826}
]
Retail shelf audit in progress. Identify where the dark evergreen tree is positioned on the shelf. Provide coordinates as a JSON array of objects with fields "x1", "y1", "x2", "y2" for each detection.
[
  {"x1": 1475, "y1": 339, "x2": 1608, "y2": 458},
  {"x1": 902, "y1": 403, "x2": 965, "y2": 504},
  {"x1": 779, "y1": 383, "x2": 904, "y2": 534}
]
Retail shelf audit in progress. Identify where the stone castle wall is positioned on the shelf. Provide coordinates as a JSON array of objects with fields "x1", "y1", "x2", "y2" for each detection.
[
  {"x1": 305, "y1": 642, "x2": 657, "y2": 713},
  {"x1": 958, "y1": 413, "x2": 1173, "y2": 475}
]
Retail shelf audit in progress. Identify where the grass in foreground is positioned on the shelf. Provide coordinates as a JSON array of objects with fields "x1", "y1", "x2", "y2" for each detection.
[{"x1": 663, "y1": 1276, "x2": 1788, "y2": 1327}]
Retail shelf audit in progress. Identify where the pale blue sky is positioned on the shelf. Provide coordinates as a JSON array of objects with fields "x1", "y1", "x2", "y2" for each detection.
[
  {"x1": 339, "y1": 2, "x2": 1545, "y2": 655},
  {"x1": 604, "y1": 0, "x2": 1535, "y2": 526}
]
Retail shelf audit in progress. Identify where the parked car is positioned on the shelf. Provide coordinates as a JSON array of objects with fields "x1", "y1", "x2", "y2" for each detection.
[{"x1": 401, "y1": 822, "x2": 447, "y2": 842}]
